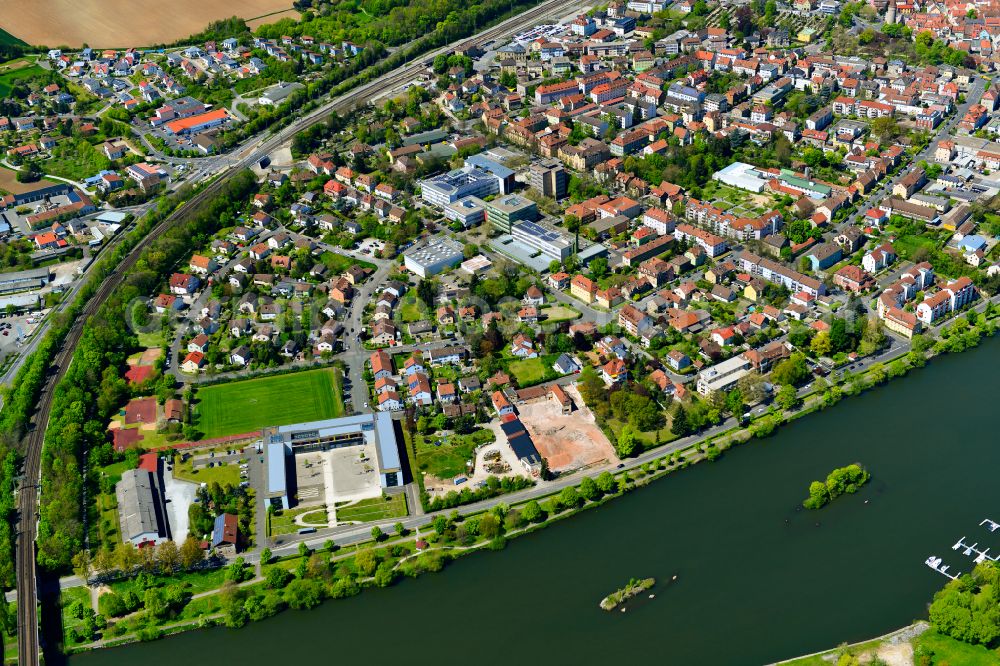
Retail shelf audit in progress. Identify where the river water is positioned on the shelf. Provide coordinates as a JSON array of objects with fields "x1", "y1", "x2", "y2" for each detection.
[{"x1": 73, "y1": 338, "x2": 1000, "y2": 665}]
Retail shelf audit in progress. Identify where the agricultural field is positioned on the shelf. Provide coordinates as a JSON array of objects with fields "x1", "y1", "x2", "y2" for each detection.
[
  {"x1": 1, "y1": 0, "x2": 294, "y2": 48},
  {"x1": 246, "y1": 8, "x2": 301, "y2": 31},
  {"x1": 0, "y1": 28, "x2": 28, "y2": 48},
  {"x1": 0, "y1": 166, "x2": 54, "y2": 196},
  {"x1": 193, "y1": 367, "x2": 344, "y2": 439}
]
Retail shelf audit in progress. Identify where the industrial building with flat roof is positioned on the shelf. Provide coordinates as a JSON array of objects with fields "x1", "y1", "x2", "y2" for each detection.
[
  {"x1": 403, "y1": 236, "x2": 465, "y2": 277},
  {"x1": 261, "y1": 413, "x2": 404, "y2": 511},
  {"x1": 0, "y1": 267, "x2": 50, "y2": 295}
]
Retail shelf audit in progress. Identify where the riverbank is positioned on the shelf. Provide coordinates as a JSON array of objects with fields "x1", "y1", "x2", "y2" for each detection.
[
  {"x1": 67, "y1": 331, "x2": 1000, "y2": 665},
  {"x1": 775, "y1": 621, "x2": 1000, "y2": 666},
  {"x1": 58, "y1": 304, "x2": 1000, "y2": 660}
]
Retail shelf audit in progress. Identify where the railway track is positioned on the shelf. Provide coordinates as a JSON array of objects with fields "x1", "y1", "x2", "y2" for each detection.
[{"x1": 14, "y1": 1, "x2": 585, "y2": 661}]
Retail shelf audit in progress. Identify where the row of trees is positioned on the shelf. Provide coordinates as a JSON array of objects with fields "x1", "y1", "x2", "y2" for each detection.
[{"x1": 72, "y1": 537, "x2": 210, "y2": 582}]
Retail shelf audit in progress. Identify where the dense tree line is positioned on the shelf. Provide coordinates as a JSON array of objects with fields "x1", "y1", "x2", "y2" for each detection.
[
  {"x1": 35, "y1": 172, "x2": 257, "y2": 572},
  {"x1": 422, "y1": 475, "x2": 533, "y2": 512},
  {"x1": 929, "y1": 561, "x2": 1000, "y2": 647}
]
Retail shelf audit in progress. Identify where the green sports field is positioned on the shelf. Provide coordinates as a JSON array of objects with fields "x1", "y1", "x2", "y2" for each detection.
[{"x1": 194, "y1": 368, "x2": 344, "y2": 438}]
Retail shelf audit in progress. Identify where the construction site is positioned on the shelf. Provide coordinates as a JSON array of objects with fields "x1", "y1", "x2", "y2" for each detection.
[{"x1": 515, "y1": 384, "x2": 618, "y2": 474}]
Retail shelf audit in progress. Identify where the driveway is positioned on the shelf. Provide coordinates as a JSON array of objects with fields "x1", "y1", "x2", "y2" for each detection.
[{"x1": 162, "y1": 467, "x2": 199, "y2": 541}]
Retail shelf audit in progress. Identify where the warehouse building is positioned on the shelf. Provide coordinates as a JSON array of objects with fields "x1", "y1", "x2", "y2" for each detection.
[
  {"x1": 712, "y1": 162, "x2": 769, "y2": 193},
  {"x1": 116, "y1": 463, "x2": 170, "y2": 547},
  {"x1": 0, "y1": 267, "x2": 51, "y2": 295},
  {"x1": 403, "y1": 236, "x2": 464, "y2": 277}
]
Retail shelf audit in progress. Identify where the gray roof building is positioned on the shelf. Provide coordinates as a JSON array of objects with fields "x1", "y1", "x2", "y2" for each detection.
[{"x1": 116, "y1": 468, "x2": 169, "y2": 546}]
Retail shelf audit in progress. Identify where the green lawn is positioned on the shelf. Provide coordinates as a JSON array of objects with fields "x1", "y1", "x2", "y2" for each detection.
[
  {"x1": 781, "y1": 629, "x2": 1000, "y2": 666},
  {"x1": 508, "y1": 353, "x2": 562, "y2": 387},
  {"x1": 0, "y1": 62, "x2": 45, "y2": 98},
  {"x1": 269, "y1": 505, "x2": 326, "y2": 536},
  {"x1": 319, "y1": 251, "x2": 376, "y2": 274},
  {"x1": 136, "y1": 330, "x2": 166, "y2": 348},
  {"x1": 60, "y1": 586, "x2": 93, "y2": 648},
  {"x1": 109, "y1": 568, "x2": 227, "y2": 597},
  {"x1": 399, "y1": 300, "x2": 426, "y2": 323},
  {"x1": 173, "y1": 457, "x2": 241, "y2": 486},
  {"x1": 607, "y1": 418, "x2": 677, "y2": 448},
  {"x1": 413, "y1": 428, "x2": 495, "y2": 480},
  {"x1": 43, "y1": 139, "x2": 111, "y2": 181},
  {"x1": 914, "y1": 630, "x2": 1000, "y2": 665},
  {"x1": 336, "y1": 494, "x2": 407, "y2": 522},
  {"x1": 194, "y1": 368, "x2": 344, "y2": 438},
  {"x1": 892, "y1": 233, "x2": 940, "y2": 261},
  {"x1": 541, "y1": 305, "x2": 581, "y2": 322}
]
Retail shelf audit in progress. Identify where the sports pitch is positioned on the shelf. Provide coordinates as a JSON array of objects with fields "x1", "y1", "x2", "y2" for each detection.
[{"x1": 194, "y1": 368, "x2": 344, "y2": 438}]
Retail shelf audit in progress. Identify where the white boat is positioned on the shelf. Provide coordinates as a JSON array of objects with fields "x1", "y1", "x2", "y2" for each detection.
[{"x1": 925, "y1": 556, "x2": 960, "y2": 580}]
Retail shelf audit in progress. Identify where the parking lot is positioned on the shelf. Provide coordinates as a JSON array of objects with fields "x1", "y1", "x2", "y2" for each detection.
[{"x1": 0, "y1": 312, "x2": 42, "y2": 367}]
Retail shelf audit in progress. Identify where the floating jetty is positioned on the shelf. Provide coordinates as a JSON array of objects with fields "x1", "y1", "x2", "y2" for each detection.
[
  {"x1": 600, "y1": 578, "x2": 655, "y2": 611},
  {"x1": 924, "y1": 518, "x2": 1000, "y2": 579},
  {"x1": 925, "y1": 556, "x2": 960, "y2": 580},
  {"x1": 951, "y1": 536, "x2": 998, "y2": 564}
]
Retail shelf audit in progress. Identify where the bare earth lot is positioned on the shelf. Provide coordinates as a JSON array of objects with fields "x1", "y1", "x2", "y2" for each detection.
[
  {"x1": 3, "y1": 0, "x2": 294, "y2": 48},
  {"x1": 517, "y1": 384, "x2": 618, "y2": 473},
  {"x1": 0, "y1": 167, "x2": 54, "y2": 196}
]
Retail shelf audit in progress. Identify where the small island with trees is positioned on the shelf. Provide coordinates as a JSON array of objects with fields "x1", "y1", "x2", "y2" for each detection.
[
  {"x1": 803, "y1": 464, "x2": 871, "y2": 510},
  {"x1": 600, "y1": 577, "x2": 656, "y2": 611}
]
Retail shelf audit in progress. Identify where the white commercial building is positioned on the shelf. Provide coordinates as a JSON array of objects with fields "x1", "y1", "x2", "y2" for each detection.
[
  {"x1": 696, "y1": 354, "x2": 753, "y2": 395},
  {"x1": 403, "y1": 236, "x2": 465, "y2": 277},
  {"x1": 712, "y1": 161, "x2": 769, "y2": 193},
  {"x1": 510, "y1": 220, "x2": 574, "y2": 261},
  {"x1": 419, "y1": 155, "x2": 513, "y2": 207}
]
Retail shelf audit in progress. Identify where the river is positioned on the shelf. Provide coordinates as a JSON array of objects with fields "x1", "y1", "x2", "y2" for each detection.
[{"x1": 72, "y1": 338, "x2": 1000, "y2": 665}]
